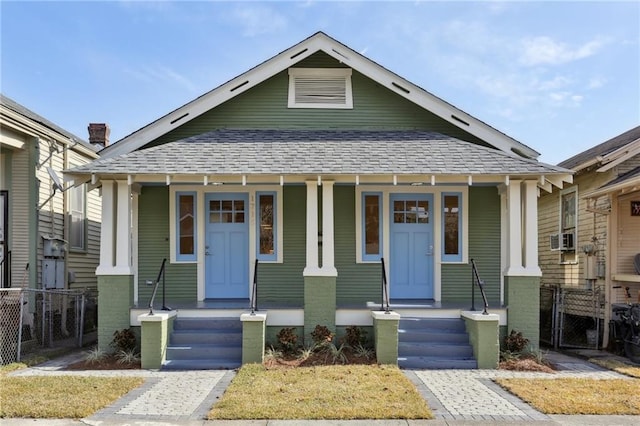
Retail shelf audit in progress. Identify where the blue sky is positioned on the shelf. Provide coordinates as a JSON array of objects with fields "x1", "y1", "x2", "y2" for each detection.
[{"x1": 2, "y1": 1, "x2": 638, "y2": 165}]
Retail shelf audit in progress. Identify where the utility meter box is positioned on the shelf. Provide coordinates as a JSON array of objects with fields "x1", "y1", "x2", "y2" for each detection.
[
  {"x1": 43, "y1": 236, "x2": 67, "y2": 258},
  {"x1": 42, "y1": 259, "x2": 65, "y2": 289}
]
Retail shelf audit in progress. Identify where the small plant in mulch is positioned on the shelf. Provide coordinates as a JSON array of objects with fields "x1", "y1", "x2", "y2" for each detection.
[
  {"x1": 276, "y1": 327, "x2": 299, "y2": 353},
  {"x1": 341, "y1": 325, "x2": 367, "y2": 348},
  {"x1": 505, "y1": 329, "x2": 529, "y2": 353},
  {"x1": 311, "y1": 325, "x2": 334, "y2": 347},
  {"x1": 111, "y1": 328, "x2": 138, "y2": 354}
]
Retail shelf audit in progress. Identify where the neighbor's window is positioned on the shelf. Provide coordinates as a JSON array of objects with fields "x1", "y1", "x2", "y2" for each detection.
[
  {"x1": 257, "y1": 192, "x2": 277, "y2": 261},
  {"x1": 69, "y1": 184, "x2": 86, "y2": 251},
  {"x1": 176, "y1": 192, "x2": 196, "y2": 261},
  {"x1": 442, "y1": 193, "x2": 462, "y2": 262},
  {"x1": 561, "y1": 188, "x2": 577, "y2": 232},
  {"x1": 362, "y1": 192, "x2": 382, "y2": 261},
  {"x1": 288, "y1": 68, "x2": 353, "y2": 109}
]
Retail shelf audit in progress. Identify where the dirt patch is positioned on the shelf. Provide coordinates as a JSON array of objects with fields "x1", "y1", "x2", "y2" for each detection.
[
  {"x1": 498, "y1": 356, "x2": 556, "y2": 373},
  {"x1": 65, "y1": 354, "x2": 141, "y2": 370},
  {"x1": 264, "y1": 347, "x2": 377, "y2": 369}
]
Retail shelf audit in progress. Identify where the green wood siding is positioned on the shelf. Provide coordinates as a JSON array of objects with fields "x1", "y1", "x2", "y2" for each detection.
[
  {"x1": 335, "y1": 186, "x2": 379, "y2": 304},
  {"x1": 257, "y1": 185, "x2": 305, "y2": 305},
  {"x1": 138, "y1": 186, "x2": 197, "y2": 302},
  {"x1": 145, "y1": 52, "x2": 490, "y2": 149},
  {"x1": 441, "y1": 186, "x2": 501, "y2": 303}
]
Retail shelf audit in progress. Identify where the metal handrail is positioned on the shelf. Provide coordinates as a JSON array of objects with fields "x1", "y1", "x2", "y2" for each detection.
[
  {"x1": 250, "y1": 259, "x2": 258, "y2": 314},
  {"x1": 148, "y1": 258, "x2": 169, "y2": 315},
  {"x1": 380, "y1": 257, "x2": 390, "y2": 313},
  {"x1": 0, "y1": 250, "x2": 10, "y2": 288},
  {"x1": 470, "y1": 258, "x2": 489, "y2": 315}
]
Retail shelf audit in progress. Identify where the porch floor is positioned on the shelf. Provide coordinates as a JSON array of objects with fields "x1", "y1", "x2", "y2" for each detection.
[{"x1": 140, "y1": 298, "x2": 505, "y2": 311}]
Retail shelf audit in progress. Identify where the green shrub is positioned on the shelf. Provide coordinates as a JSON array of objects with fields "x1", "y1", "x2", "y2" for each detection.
[
  {"x1": 110, "y1": 328, "x2": 137, "y2": 353},
  {"x1": 342, "y1": 325, "x2": 367, "y2": 347},
  {"x1": 505, "y1": 330, "x2": 529, "y2": 353}
]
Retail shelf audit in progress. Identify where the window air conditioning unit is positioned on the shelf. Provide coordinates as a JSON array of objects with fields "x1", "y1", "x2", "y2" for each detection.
[{"x1": 550, "y1": 232, "x2": 575, "y2": 251}]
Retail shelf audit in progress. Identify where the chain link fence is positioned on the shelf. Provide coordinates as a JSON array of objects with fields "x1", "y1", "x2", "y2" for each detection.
[
  {"x1": 540, "y1": 284, "x2": 605, "y2": 350},
  {"x1": 0, "y1": 288, "x2": 98, "y2": 364}
]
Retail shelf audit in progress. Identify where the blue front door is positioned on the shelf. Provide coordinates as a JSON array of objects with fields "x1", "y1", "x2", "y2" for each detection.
[
  {"x1": 390, "y1": 193, "x2": 434, "y2": 299},
  {"x1": 205, "y1": 193, "x2": 249, "y2": 299}
]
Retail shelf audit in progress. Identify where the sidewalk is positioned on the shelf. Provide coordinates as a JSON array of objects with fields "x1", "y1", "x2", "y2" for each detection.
[{"x1": 4, "y1": 350, "x2": 639, "y2": 426}]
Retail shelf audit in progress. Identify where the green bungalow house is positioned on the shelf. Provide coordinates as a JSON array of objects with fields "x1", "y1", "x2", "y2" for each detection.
[{"x1": 66, "y1": 32, "x2": 572, "y2": 370}]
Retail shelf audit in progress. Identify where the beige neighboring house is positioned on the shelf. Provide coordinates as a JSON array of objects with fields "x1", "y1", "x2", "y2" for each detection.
[
  {"x1": 0, "y1": 94, "x2": 104, "y2": 291},
  {"x1": 539, "y1": 125, "x2": 640, "y2": 346}
]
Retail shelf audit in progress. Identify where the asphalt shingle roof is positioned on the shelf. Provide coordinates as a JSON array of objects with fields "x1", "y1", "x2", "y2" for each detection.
[
  {"x1": 1, "y1": 94, "x2": 95, "y2": 151},
  {"x1": 558, "y1": 125, "x2": 640, "y2": 170},
  {"x1": 68, "y1": 129, "x2": 568, "y2": 176}
]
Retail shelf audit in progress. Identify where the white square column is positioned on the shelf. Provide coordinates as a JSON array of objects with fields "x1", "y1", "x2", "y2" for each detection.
[
  {"x1": 303, "y1": 181, "x2": 320, "y2": 276},
  {"x1": 114, "y1": 180, "x2": 133, "y2": 274},
  {"x1": 96, "y1": 180, "x2": 115, "y2": 275},
  {"x1": 523, "y1": 180, "x2": 542, "y2": 275},
  {"x1": 505, "y1": 180, "x2": 525, "y2": 276},
  {"x1": 321, "y1": 181, "x2": 337, "y2": 276}
]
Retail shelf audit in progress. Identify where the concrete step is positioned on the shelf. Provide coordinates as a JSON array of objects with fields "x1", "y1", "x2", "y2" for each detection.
[
  {"x1": 170, "y1": 330, "x2": 242, "y2": 345},
  {"x1": 166, "y1": 343, "x2": 241, "y2": 360},
  {"x1": 399, "y1": 317, "x2": 466, "y2": 332},
  {"x1": 161, "y1": 358, "x2": 241, "y2": 370},
  {"x1": 398, "y1": 329, "x2": 470, "y2": 344},
  {"x1": 173, "y1": 317, "x2": 242, "y2": 331},
  {"x1": 399, "y1": 356, "x2": 478, "y2": 370},
  {"x1": 398, "y1": 341, "x2": 473, "y2": 358}
]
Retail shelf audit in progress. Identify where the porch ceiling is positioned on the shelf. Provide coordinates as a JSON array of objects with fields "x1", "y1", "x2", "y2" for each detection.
[{"x1": 67, "y1": 130, "x2": 570, "y2": 185}]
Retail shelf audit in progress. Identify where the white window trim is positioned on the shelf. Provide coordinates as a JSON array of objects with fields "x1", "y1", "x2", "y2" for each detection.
[
  {"x1": 169, "y1": 185, "x2": 283, "y2": 272},
  {"x1": 256, "y1": 191, "x2": 278, "y2": 262},
  {"x1": 356, "y1": 186, "x2": 468, "y2": 264},
  {"x1": 441, "y1": 192, "x2": 464, "y2": 263},
  {"x1": 288, "y1": 68, "x2": 353, "y2": 109},
  {"x1": 69, "y1": 183, "x2": 87, "y2": 252},
  {"x1": 558, "y1": 185, "x2": 578, "y2": 265}
]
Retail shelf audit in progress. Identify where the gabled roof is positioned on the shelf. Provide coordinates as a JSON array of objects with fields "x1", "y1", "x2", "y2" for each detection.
[
  {"x1": 100, "y1": 32, "x2": 540, "y2": 160},
  {"x1": 586, "y1": 165, "x2": 640, "y2": 199},
  {"x1": 1, "y1": 94, "x2": 95, "y2": 153},
  {"x1": 558, "y1": 125, "x2": 640, "y2": 171},
  {"x1": 68, "y1": 129, "x2": 566, "y2": 178}
]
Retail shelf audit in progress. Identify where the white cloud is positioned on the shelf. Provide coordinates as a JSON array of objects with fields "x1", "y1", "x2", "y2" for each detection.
[
  {"x1": 519, "y1": 36, "x2": 609, "y2": 66},
  {"x1": 587, "y1": 77, "x2": 606, "y2": 89},
  {"x1": 232, "y1": 5, "x2": 287, "y2": 37},
  {"x1": 123, "y1": 65, "x2": 198, "y2": 93}
]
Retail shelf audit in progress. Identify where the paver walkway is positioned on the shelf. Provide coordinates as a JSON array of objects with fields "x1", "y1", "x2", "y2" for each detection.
[{"x1": 5, "y1": 350, "x2": 640, "y2": 425}]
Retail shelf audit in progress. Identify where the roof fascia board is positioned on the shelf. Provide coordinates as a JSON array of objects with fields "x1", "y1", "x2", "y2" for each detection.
[
  {"x1": 1, "y1": 108, "x2": 97, "y2": 158},
  {"x1": 584, "y1": 175, "x2": 640, "y2": 199},
  {"x1": 101, "y1": 36, "x2": 326, "y2": 159},
  {"x1": 100, "y1": 33, "x2": 539, "y2": 160},
  {"x1": 319, "y1": 45, "x2": 539, "y2": 160},
  {"x1": 597, "y1": 138, "x2": 640, "y2": 172}
]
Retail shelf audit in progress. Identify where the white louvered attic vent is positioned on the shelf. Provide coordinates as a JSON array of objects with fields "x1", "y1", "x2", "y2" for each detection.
[{"x1": 288, "y1": 68, "x2": 353, "y2": 109}]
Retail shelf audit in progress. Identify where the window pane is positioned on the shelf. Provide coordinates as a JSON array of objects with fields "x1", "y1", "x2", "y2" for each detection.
[
  {"x1": 393, "y1": 200, "x2": 404, "y2": 212},
  {"x1": 222, "y1": 212, "x2": 233, "y2": 223},
  {"x1": 417, "y1": 200, "x2": 429, "y2": 223},
  {"x1": 234, "y1": 200, "x2": 244, "y2": 212},
  {"x1": 562, "y1": 192, "x2": 576, "y2": 230},
  {"x1": 222, "y1": 200, "x2": 233, "y2": 211},
  {"x1": 259, "y1": 195, "x2": 274, "y2": 255},
  {"x1": 444, "y1": 195, "x2": 459, "y2": 255},
  {"x1": 179, "y1": 195, "x2": 194, "y2": 255},
  {"x1": 70, "y1": 185, "x2": 85, "y2": 250},
  {"x1": 210, "y1": 200, "x2": 221, "y2": 212},
  {"x1": 364, "y1": 195, "x2": 379, "y2": 255},
  {"x1": 235, "y1": 212, "x2": 245, "y2": 223},
  {"x1": 209, "y1": 212, "x2": 220, "y2": 223}
]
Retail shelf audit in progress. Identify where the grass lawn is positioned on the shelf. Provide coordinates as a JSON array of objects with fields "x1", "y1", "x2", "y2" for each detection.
[
  {"x1": 589, "y1": 358, "x2": 640, "y2": 379},
  {"x1": 496, "y1": 378, "x2": 640, "y2": 415},
  {"x1": 209, "y1": 364, "x2": 433, "y2": 420},
  {"x1": 0, "y1": 363, "x2": 144, "y2": 419}
]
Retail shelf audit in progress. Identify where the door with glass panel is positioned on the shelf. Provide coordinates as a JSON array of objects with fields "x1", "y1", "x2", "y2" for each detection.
[
  {"x1": 390, "y1": 193, "x2": 434, "y2": 299},
  {"x1": 205, "y1": 193, "x2": 249, "y2": 299}
]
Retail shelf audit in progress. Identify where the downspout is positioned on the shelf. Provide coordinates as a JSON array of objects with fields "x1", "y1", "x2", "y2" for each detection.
[{"x1": 30, "y1": 138, "x2": 39, "y2": 289}]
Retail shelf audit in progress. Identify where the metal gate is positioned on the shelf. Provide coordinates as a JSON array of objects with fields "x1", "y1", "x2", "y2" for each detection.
[
  {"x1": 0, "y1": 288, "x2": 98, "y2": 364},
  {"x1": 539, "y1": 285, "x2": 604, "y2": 349}
]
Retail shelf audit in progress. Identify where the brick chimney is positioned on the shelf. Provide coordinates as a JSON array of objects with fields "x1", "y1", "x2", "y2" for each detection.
[{"x1": 88, "y1": 123, "x2": 110, "y2": 148}]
